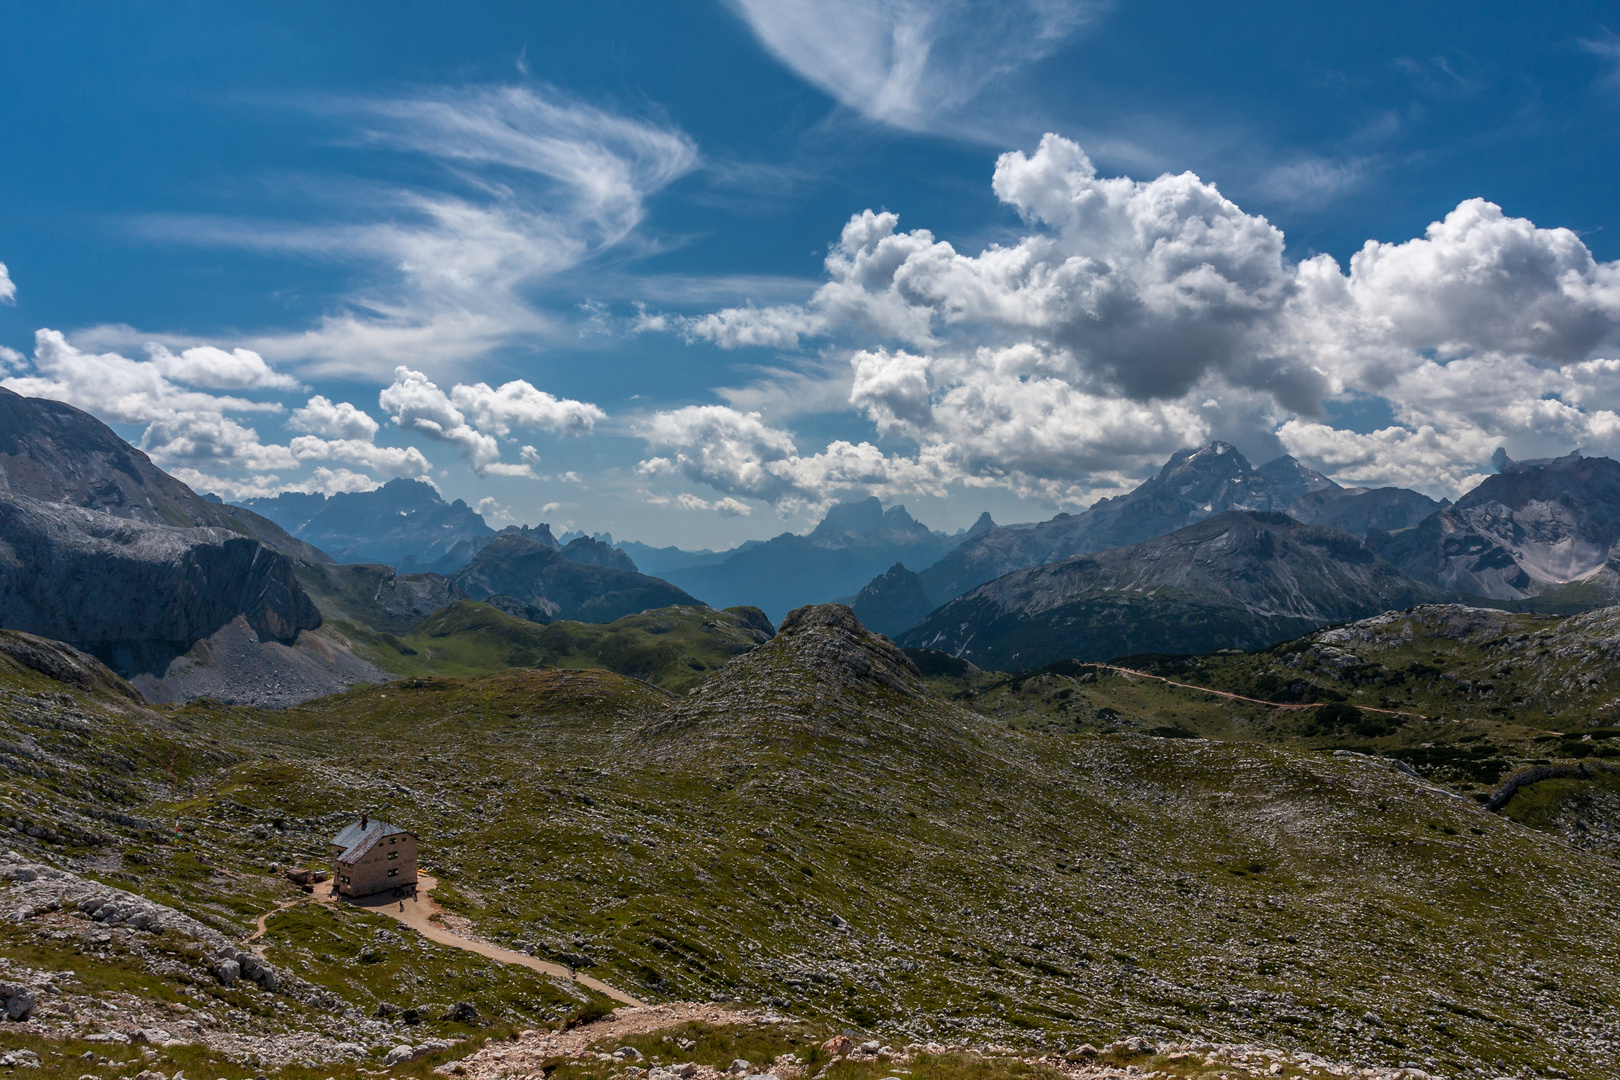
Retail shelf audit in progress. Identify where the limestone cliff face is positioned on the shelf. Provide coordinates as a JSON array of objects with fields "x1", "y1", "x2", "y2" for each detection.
[
  {"x1": 0, "y1": 495, "x2": 321, "y2": 675},
  {"x1": 1374, "y1": 452, "x2": 1620, "y2": 604}
]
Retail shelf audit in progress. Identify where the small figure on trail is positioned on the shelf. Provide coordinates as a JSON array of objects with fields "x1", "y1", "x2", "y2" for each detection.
[{"x1": 399, "y1": 900, "x2": 404, "y2": 912}]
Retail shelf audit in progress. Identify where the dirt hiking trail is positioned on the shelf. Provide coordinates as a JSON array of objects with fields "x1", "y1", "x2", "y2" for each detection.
[{"x1": 266, "y1": 872, "x2": 645, "y2": 1006}]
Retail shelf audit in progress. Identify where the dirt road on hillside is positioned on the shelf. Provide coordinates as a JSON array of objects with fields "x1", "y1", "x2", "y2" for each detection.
[{"x1": 261, "y1": 872, "x2": 645, "y2": 1006}]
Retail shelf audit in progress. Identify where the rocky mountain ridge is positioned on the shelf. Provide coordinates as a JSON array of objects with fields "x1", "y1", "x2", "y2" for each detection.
[
  {"x1": 901, "y1": 511, "x2": 1449, "y2": 669},
  {"x1": 913, "y1": 444, "x2": 1340, "y2": 606},
  {"x1": 0, "y1": 387, "x2": 325, "y2": 563}
]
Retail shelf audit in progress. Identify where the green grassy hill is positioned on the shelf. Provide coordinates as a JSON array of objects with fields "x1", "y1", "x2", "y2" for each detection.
[
  {"x1": 334, "y1": 601, "x2": 774, "y2": 692},
  {"x1": 3, "y1": 608, "x2": 1619, "y2": 1076},
  {"x1": 916, "y1": 603, "x2": 1620, "y2": 858}
]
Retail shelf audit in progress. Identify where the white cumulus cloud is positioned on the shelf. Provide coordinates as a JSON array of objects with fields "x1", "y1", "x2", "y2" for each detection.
[
  {"x1": 378, "y1": 366, "x2": 502, "y2": 473},
  {"x1": 3, "y1": 329, "x2": 282, "y2": 425},
  {"x1": 652, "y1": 134, "x2": 1620, "y2": 504},
  {"x1": 379, "y1": 366, "x2": 600, "y2": 477},
  {"x1": 633, "y1": 403, "x2": 959, "y2": 507},
  {"x1": 289, "y1": 395, "x2": 381, "y2": 441},
  {"x1": 450, "y1": 379, "x2": 605, "y2": 438},
  {"x1": 0, "y1": 261, "x2": 15, "y2": 304},
  {"x1": 147, "y1": 344, "x2": 301, "y2": 391}
]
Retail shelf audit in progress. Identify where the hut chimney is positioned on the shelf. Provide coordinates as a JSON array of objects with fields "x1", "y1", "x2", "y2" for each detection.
[{"x1": 361, "y1": 812, "x2": 368, "y2": 829}]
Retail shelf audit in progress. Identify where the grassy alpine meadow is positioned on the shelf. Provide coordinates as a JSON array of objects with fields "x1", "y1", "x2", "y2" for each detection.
[{"x1": 4, "y1": 606, "x2": 1620, "y2": 1076}]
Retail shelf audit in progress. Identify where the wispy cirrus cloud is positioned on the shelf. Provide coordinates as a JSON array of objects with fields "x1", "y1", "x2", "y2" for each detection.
[
  {"x1": 132, "y1": 85, "x2": 700, "y2": 380},
  {"x1": 724, "y1": 0, "x2": 1105, "y2": 137}
]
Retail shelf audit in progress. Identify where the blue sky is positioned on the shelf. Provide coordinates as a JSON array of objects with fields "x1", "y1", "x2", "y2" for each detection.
[{"x1": 3, "y1": 1, "x2": 1620, "y2": 547}]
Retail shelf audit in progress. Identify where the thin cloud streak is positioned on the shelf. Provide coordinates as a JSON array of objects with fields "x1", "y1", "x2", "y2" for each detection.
[{"x1": 131, "y1": 85, "x2": 700, "y2": 381}]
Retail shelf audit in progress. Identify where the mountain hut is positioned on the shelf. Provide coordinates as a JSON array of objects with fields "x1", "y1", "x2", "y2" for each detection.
[{"x1": 330, "y1": 814, "x2": 418, "y2": 898}]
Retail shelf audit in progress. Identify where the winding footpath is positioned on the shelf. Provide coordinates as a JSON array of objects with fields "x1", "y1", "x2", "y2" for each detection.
[{"x1": 253, "y1": 872, "x2": 645, "y2": 1006}]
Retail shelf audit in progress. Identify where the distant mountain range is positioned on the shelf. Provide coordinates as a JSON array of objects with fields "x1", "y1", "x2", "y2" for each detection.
[
  {"x1": 235, "y1": 479, "x2": 495, "y2": 571},
  {"x1": 911, "y1": 443, "x2": 1447, "y2": 609},
  {"x1": 20, "y1": 376, "x2": 1620, "y2": 701},
  {"x1": 854, "y1": 442, "x2": 1453, "y2": 639},
  {"x1": 658, "y1": 497, "x2": 994, "y2": 621}
]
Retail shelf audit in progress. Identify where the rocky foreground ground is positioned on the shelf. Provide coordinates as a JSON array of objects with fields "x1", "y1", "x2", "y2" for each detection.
[
  {"x1": 2, "y1": 850, "x2": 1464, "y2": 1080},
  {"x1": 433, "y1": 1003, "x2": 1452, "y2": 1080}
]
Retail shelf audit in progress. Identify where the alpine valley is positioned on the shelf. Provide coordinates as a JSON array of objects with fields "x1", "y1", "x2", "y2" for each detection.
[{"x1": 4, "y1": 387, "x2": 1620, "y2": 1080}]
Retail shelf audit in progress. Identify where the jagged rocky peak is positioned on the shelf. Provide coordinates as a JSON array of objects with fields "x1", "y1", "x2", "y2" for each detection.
[
  {"x1": 1373, "y1": 450, "x2": 1620, "y2": 602},
  {"x1": 679, "y1": 602, "x2": 928, "y2": 712},
  {"x1": 1156, "y1": 441, "x2": 1338, "y2": 510},
  {"x1": 496, "y1": 523, "x2": 562, "y2": 550},
  {"x1": 964, "y1": 510, "x2": 997, "y2": 536},
  {"x1": 561, "y1": 535, "x2": 638, "y2": 572},
  {"x1": 1254, "y1": 453, "x2": 1339, "y2": 503},
  {"x1": 810, "y1": 496, "x2": 932, "y2": 542}
]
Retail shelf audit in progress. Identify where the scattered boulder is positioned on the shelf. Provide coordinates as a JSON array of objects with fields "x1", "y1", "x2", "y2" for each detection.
[
  {"x1": 1107, "y1": 1037, "x2": 1156, "y2": 1056},
  {"x1": 212, "y1": 959, "x2": 240, "y2": 987},
  {"x1": 383, "y1": 1046, "x2": 417, "y2": 1068},
  {"x1": 0, "y1": 1049, "x2": 40, "y2": 1068},
  {"x1": 613, "y1": 1047, "x2": 643, "y2": 1061},
  {"x1": 0, "y1": 983, "x2": 37, "y2": 1021},
  {"x1": 443, "y1": 1001, "x2": 478, "y2": 1023},
  {"x1": 820, "y1": 1036, "x2": 852, "y2": 1058}
]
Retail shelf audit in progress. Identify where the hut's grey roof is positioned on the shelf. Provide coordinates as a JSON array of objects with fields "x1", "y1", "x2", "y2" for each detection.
[{"x1": 331, "y1": 818, "x2": 412, "y2": 862}]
